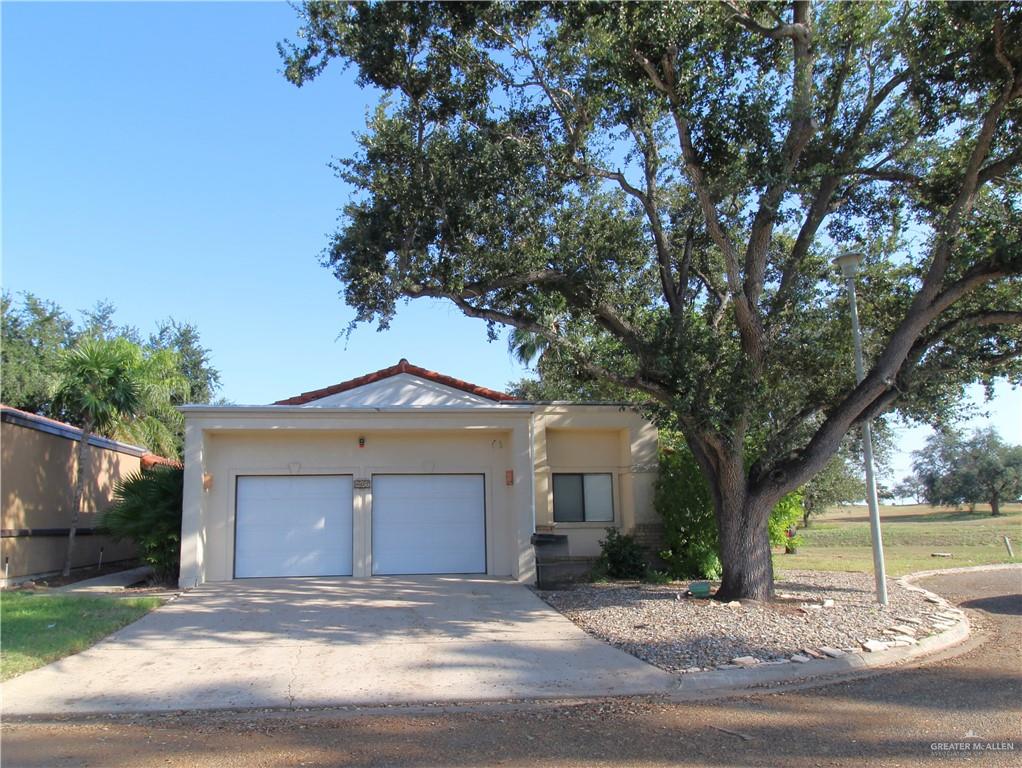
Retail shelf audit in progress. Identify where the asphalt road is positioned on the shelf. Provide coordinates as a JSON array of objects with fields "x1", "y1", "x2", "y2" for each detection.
[{"x1": 3, "y1": 567, "x2": 1019, "y2": 768}]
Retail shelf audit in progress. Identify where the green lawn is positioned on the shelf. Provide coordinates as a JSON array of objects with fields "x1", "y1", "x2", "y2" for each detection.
[
  {"x1": 775, "y1": 503, "x2": 1022, "y2": 577},
  {"x1": 0, "y1": 593, "x2": 162, "y2": 680}
]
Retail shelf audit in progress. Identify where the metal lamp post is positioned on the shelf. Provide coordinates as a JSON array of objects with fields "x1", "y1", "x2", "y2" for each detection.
[{"x1": 834, "y1": 252, "x2": 889, "y2": 606}]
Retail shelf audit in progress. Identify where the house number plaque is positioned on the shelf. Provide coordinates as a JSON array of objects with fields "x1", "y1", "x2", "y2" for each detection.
[{"x1": 353, "y1": 478, "x2": 371, "y2": 490}]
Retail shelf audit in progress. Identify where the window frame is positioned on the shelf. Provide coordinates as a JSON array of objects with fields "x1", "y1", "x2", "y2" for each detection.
[{"x1": 551, "y1": 472, "x2": 615, "y2": 524}]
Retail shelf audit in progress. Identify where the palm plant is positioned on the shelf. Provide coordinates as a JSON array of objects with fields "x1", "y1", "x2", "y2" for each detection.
[
  {"x1": 99, "y1": 466, "x2": 183, "y2": 584},
  {"x1": 108, "y1": 348, "x2": 189, "y2": 458},
  {"x1": 507, "y1": 328, "x2": 549, "y2": 366},
  {"x1": 52, "y1": 338, "x2": 185, "y2": 576}
]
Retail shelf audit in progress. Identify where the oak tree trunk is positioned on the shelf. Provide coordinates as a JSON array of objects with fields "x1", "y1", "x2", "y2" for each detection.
[
  {"x1": 714, "y1": 489, "x2": 775, "y2": 602},
  {"x1": 990, "y1": 490, "x2": 1001, "y2": 517},
  {"x1": 63, "y1": 423, "x2": 92, "y2": 577}
]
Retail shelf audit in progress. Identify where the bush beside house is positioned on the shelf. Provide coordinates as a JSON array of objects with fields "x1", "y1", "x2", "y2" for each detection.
[
  {"x1": 99, "y1": 466, "x2": 183, "y2": 585},
  {"x1": 655, "y1": 435, "x2": 806, "y2": 581}
]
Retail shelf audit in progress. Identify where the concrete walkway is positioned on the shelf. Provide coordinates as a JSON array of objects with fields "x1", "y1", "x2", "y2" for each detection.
[
  {"x1": 4, "y1": 568, "x2": 1019, "y2": 768},
  {"x1": 54, "y1": 566, "x2": 153, "y2": 594},
  {"x1": 1, "y1": 576, "x2": 673, "y2": 715}
]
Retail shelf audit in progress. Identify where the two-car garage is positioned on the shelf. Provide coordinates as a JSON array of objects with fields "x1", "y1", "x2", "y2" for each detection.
[
  {"x1": 234, "y1": 474, "x2": 486, "y2": 578},
  {"x1": 178, "y1": 360, "x2": 659, "y2": 588}
]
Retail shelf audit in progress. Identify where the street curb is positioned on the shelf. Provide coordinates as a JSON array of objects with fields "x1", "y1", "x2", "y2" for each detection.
[
  {"x1": 899, "y1": 562, "x2": 1021, "y2": 582},
  {"x1": 668, "y1": 566, "x2": 1006, "y2": 698}
]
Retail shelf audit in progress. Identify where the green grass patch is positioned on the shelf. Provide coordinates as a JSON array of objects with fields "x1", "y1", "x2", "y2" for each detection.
[
  {"x1": 1, "y1": 593, "x2": 162, "y2": 680},
  {"x1": 775, "y1": 504, "x2": 1022, "y2": 578}
]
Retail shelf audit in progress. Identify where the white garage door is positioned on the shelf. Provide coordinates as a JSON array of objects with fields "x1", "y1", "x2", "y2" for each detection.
[
  {"x1": 235, "y1": 475, "x2": 353, "y2": 578},
  {"x1": 371, "y1": 474, "x2": 486, "y2": 575}
]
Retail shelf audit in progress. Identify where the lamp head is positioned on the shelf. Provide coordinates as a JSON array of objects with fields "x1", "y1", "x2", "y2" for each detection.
[{"x1": 833, "y1": 251, "x2": 864, "y2": 279}]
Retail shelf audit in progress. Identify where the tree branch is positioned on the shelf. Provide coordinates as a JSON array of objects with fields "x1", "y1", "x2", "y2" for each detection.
[
  {"x1": 774, "y1": 67, "x2": 912, "y2": 313},
  {"x1": 978, "y1": 149, "x2": 1022, "y2": 185},
  {"x1": 720, "y1": 0, "x2": 808, "y2": 41},
  {"x1": 743, "y1": 0, "x2": 815, "y2": 314},
  {"x1": 406, "y1": 270, "x2": 570, "y2": 299},
  {"x1": 443, "y1": 294, "x2": 676, "y2": 404}
]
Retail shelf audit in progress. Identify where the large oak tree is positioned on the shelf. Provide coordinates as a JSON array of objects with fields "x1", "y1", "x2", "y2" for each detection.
[{"x1": 282, "y1": 1, "x2": 1022, "y2": 599}]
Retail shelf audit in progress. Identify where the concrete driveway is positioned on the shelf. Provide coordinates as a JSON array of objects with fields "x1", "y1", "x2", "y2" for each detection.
[{"x1": 1, "y1": 577, "x2": 673, "y2": 715}]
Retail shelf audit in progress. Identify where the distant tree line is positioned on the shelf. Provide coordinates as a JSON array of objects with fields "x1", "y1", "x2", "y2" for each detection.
[{"x1": 898, "y1": 428, "x2": 1022, "y2": 516}]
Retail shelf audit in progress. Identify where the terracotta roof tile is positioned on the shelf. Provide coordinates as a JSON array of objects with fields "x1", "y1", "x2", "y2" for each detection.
[
  {"x1": 273, "y1": 359, "x2": 518, "y2": 405},
  {"x1": 141, "y1": 453, "x2": 183, "y2": 470}
]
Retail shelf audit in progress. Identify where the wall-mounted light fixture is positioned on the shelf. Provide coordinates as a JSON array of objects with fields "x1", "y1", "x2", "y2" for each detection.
[
  {"x1": 202, "y1": 472, "x2": 214, "y2": 491},
  {"x1": 358, "y1": 436, "x2": 366, "y2": 449},
  {"x1": 505, "y1": 469, "x2": 514, "y2": 486}
]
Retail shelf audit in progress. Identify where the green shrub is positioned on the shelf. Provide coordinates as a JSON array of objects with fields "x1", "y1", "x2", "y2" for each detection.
[
  {"x1": 655, "y1": 437, "x2": 721, "y2": 579},
  {"x1": 656, "y1": 433, "x2": 808, "y2": 576},
  {"x1": 769, "y1": 490, "x2": 804, "y2": 552},
  {"x1": 98, "y1": 466, "x2": 183, "y2": 584},
  {"x1": 643, "y1": 569, "x2": 673, "y2": 585},
  {"x1": 595, "y1": 528, "x2": 648, "y2": 580}
]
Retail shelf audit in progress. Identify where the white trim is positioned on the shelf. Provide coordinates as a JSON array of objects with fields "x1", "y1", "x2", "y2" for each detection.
[{"x1": 179, "y1": 405, "x2": 535, "y2": 415}]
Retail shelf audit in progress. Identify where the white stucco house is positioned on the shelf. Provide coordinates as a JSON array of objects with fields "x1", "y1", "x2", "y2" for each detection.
[{"x1": 178, "y1": 359, "x2": 659, "y2": 588}]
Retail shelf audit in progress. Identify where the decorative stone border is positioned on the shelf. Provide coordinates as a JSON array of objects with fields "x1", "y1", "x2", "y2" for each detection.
[{"x1": 668, "y1": 564, "x2": 1022, "y2": 698}]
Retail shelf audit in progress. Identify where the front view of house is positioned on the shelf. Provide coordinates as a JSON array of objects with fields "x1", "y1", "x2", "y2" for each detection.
[{"x1": 178, "y1": 360, "x2": 658, "y2": 588}]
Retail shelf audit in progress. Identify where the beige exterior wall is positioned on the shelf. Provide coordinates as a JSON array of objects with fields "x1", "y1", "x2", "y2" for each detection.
[
  {"x1": 180, "y1": 409, "x2": 535, "y2": 587},
  {"x1": 1, "y1": 419, "x2": 139, "y2": 582},
  {"x1": 532, "y1": 406, "x2": 658, "y2": 557},
  {"x1": 200, "y1": 429, "x2": 518, "y2": 582},
  {"x1": 178, "y1": 403, "x2": 659, "y2": 587}
]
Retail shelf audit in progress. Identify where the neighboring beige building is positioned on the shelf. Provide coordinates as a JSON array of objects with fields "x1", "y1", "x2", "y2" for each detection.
[
  {"x1": 0, "y1": 406, "x2": 174, "y2": 584},
  {"x1": 179, "y1": 360, "x2": 659, "y2": 588}
]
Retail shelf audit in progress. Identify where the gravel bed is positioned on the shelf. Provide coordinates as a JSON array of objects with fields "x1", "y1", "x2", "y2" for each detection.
[{"x1": 538, "y1": 570, "x2": 961, "y2": 672}]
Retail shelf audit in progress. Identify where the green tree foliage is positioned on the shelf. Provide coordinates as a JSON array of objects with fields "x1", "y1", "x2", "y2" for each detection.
[
  {"x1": 655, "y1": 437, "x2": 721, "y2": 580},
  {"x1": 801, "y1": 441, "x2": 866, "y2": 526},
  {"x1": 892, "y1": 474, "x2": 927, "y2": 505},
  {"x1": 52, "y1": 339, "x2": 148, "y2": 576},
  {"x1": 282, "y1": 1, "x2": 1022, "y2": 599},
  {"x1": 1, "y1": 293, "x2": 219, "y2": 455},
  {"x1": 656, "y1": 433, "x2": 806, "y2": 579},
  {"x1": 104, "y1": 346, "x2": 190, "y2": 460},
  {"x1": 768, "y1": 491, "x2": 804, "y2": 552},
  {"x1": 148, "y1": 319, "x2": 222, "y2": 406},
  {"x1": 99, "y1": 466, "x2": 184, "y2": 585},
  {"x1": 0, "y1": 293, "x2": 76, "y2": 415},
  {"x1": 913, "y1": 428, "x2": 1022, "y2": 516}
]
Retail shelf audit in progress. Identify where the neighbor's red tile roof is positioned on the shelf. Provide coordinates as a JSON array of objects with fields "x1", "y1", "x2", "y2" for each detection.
[
  {"x1": 141, "y1": 453, "x2": 183, "y2": 470},
  {"x1": 273, "y1": 359, "x2": 518, "y2": 405}
]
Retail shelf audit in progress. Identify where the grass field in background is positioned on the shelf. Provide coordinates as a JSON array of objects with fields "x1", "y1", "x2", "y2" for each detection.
[
  {"x1": 775, "y1": 503, "x2": 1022, "y2": 577},
  {"x1": 0, "y1": 593, "x2": 162, "y2": 680}
]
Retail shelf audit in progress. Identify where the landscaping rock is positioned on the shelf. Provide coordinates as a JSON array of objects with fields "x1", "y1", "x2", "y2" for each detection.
[
  {"x1": 537, "y1": 570, "x2": 936, "y2": 673},
  {"x1": 891, "y1": 635, "x2": 918, "y2": 645},
  {"x1": 790, "y1": 654, "x2": 812, "y2": 663},
  {"x1": 731, "y1": 656, "x2": 760, "y2": 667},
  {"x1": 861, "y1": 639, "x2": 889, "y2": 653},
  {"x1": 819, "y1": 646, "x2": 846, "y2": 658},
  {"x1": 822, "y1": 599, "x2": 835, "y2": 608}
]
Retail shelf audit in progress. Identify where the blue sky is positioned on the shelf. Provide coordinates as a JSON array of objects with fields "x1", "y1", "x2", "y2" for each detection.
[
  {"x1": 3, "y1": 1, "x2": 1018, "y2": 484},
  {"x1": 2, "y1": 1, "x2": 532, "y2": 406}
]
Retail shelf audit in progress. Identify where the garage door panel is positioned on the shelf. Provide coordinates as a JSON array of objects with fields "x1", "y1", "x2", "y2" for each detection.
[
  {"x1": 372, "y1": 475, "x2": 485, "y2": 575},
  {"x1": 235, "y1": 476, "x2": 353, "y2": 578}
]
